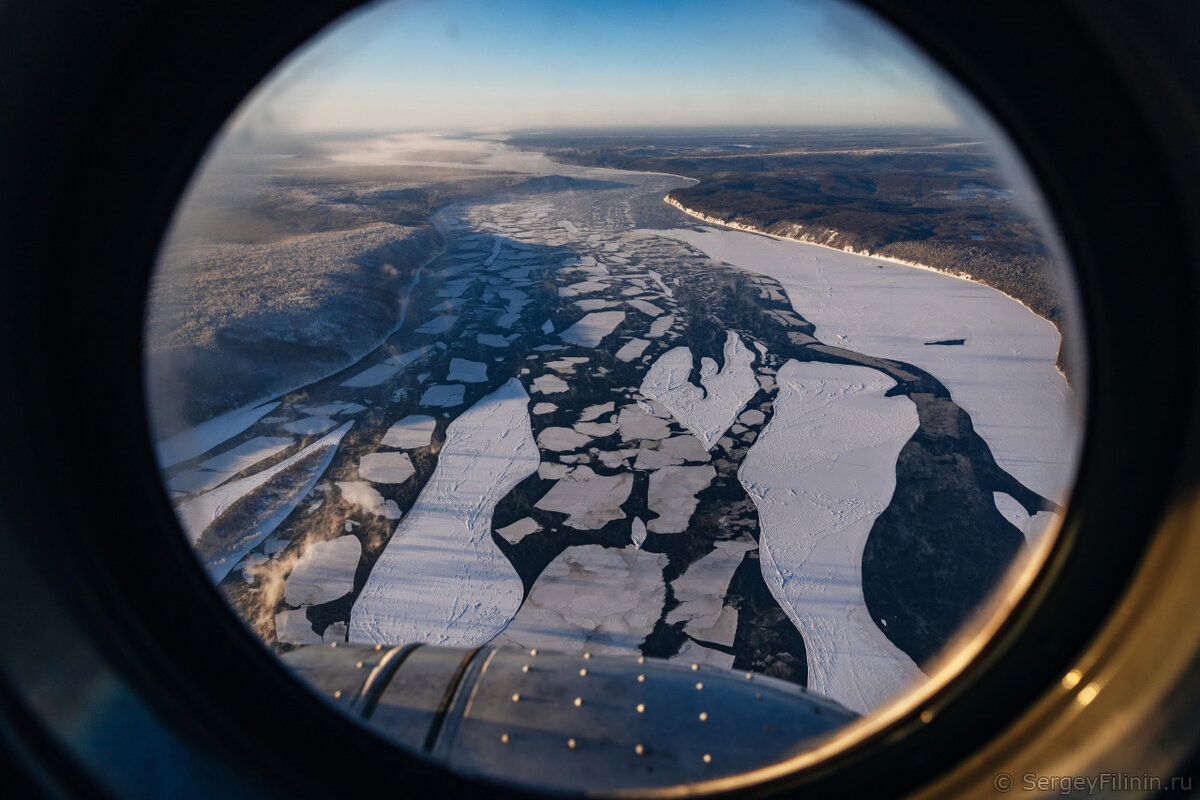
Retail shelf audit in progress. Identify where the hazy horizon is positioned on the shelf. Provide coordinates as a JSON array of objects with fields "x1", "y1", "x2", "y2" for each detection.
[{"x1": 223, "y1": 0, "x2": 970, "y2": 139}]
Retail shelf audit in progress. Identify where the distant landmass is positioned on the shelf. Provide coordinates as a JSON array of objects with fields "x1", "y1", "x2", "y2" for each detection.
[{"x1": 508, "y1": 128, "x2": 1074, "y2": 376}]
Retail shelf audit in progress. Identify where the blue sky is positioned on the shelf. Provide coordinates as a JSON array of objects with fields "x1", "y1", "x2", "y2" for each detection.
[{"x1": 242, "y1": 0, "x2": 964, "y2": 132}]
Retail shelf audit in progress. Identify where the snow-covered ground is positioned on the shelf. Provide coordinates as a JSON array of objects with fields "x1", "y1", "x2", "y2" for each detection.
[
  {"x1": 641, "y1": 330, "x2": 760, "y2": 450},
  {"x1": 655, "y1": 226, "x2": 1082, "y2": 509},
  {"x1": 349, "y1": 378, "x2": 539, "y2": 646},
  {"x1": 739, "y1": 361, "x2": 922, "y2": 714}
]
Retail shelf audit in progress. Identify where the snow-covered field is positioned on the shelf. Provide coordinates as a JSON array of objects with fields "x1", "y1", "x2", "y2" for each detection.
[{"x1": 654, "y1": 227, "x2": 1082, "y2": 508}]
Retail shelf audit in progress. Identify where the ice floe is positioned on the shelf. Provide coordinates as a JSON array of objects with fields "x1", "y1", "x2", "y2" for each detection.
[
  {"x1": 283, "y1": 535, "x2": 362, "y2": 607},
  {"x1": 647, "y1": 465, "x2": 716, "y2": 533},
  {"x1": 538, "y1": 462, "x2": 571, "y2": 480},
  {"x1": 615, "y1": 338, "x2": 651, "y2": 362},
  {"x1": 646, "y1": 315, "x2": 675, "y2": 338},
  {"x1": 476, "y1": 333, "x2": 510, "y2": 348},
  {"x1": 170, "y1": 436, "x2": 295, "y2": 489},
  {"x1": 578, "y1": 401, "x2": 615, "y2": 422},
  {"x1": 617, "y1": 403, "x2": 672, "y2": 441},
  {"x1": 993, "y1": 492, "x2": 1059, "y2": 545},
  {"x1": 380, "y1": 414, "x2": 436, "y2": 449},
  {"x1": 335, "y1": 481, "x2": 402, "y2": 519},
  {"x1": 647, "y1": 269, "x2": 674, "y2": 298},
  {"x1": 180, "y1": 422, "x2": 352, "y2": 581},
  {"x1": 415, "y1": 314, "x2": 459, "y2": 334},
  {"x1": 447, "y1": 358, "x2": 488, "y2": 383},
  {"x1": 633, "y1": 434, "x2": 712, "y2": 470},
  {"x1": 495, "y1": 517, "x2": 541, "y2": 545},
  {"x1": 738, "y1": 360, "x2": 922, "y2": 714},
  {"x1": 156, "y1": 400, "x2": 281, "y2": 468},
  {"x1": 420, "y1": 384, "x2": 466, "y2": 407},
  {"x1": 575, "y1": 420, "x2": 617, "y2": 438},
  {"x1": 627, "y1": 298, "x2": 665, "y2": 317},
  {"x1": 349, "y1": 378, "x2": 538, "y2": 646},
  {"x1": 358, "y1": 451, "x2": 415, "y2": 484},
  {"x1": 532, "y1": 402, "x2": 558, "y2": 414},
  {"x1": 631, "y1": 517, "x2": 648, "y2": 549},
  {"x1": 739, "y1": 409, "x2": 766, "y2": 426},
  {"x1": 574, "y1": 298, "x2": 618, "y2": 311},
  {"x1": 532, "y1": 374, "x2": 569, "y2": 394},
  {"x1": 666, "y1": 541, "x2": 755, "y2": 646},
  {"x1": 640, "y1": 330, "x2": 760, "y2": 450},
  {"x1": 275, "y1": 609, "x2": 321, "y2": 645},
  {"x1": 165, "y1": 469, "x2": 233, "y2": 494},
  {"x1": 283, "y1": 415, "x2": 337, "y2": 436},
  {"x1": 537, "y1": 427, "x2": 591, "y2": 451},
  {"x1": 535, "y1": 466, "x2": 633, "y2": 529},
  {"x1": 492, "y1": 545, "x2": 667, "y2": 655},
  {"x1": 300, "y1": 401, "x2": 366, "y2": 416},
  {"x1": 559, "y1": 311, "x2": 625, "y2": 347}
]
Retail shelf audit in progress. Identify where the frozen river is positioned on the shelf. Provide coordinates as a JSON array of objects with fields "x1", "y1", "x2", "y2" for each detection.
[{"x1": 158, "y1": 144, "x2": 1082, "y2": 716}]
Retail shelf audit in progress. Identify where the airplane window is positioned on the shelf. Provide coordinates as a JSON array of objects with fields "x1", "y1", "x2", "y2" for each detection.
[{"x1": 142, "y1": 0, "x2": 1086, "y2": 792}]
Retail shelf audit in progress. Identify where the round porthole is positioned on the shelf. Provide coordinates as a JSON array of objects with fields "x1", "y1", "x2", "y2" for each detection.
[{"x1": 1, "y1": 1, "x2": 1198, "y2": 798}]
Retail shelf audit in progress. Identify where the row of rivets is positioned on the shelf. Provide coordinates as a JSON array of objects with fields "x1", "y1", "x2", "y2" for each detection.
[{"x1": 493, "y1": 734, "x2": 712, "y2": 763}]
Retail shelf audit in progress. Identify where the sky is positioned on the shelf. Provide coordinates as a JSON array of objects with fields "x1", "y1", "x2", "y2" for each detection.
[{"x1": 233, "y1": 0, "x2": 967, "y2": 134}]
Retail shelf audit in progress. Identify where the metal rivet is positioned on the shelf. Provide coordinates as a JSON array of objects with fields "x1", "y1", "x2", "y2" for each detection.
[
  {"x1": 530, "y1": 648, "x2": 538, "y2": 656},
  {"x1": 699, "y1": 712, "x2": 708, "y2": 721},
  {"x1": 637, "y1": 674, "x2": 645, "y2": 682},
  {"x1": 695, "y1": 682, "x2": 704, "y2": 691},
  {"x1": 574, "y1": 697, "x2": 583, "y2": 707},
  {"x1": 375, "y1": 644, "x2": 383, "y2": 651},
  {"x1": 691, "y1": 663, "x2": 699, "y2": 671},
  {"x1": 333, "y1": 690, "x2": 342, "y2": 699},
  {"x1": 745, "y1": 672, "x2": 753, "y2": 680},
  {"x1": 330, "y1": 642, "x2": 338, "y2": 648},
  {"x1": 579, "y1": 668, "x2": 588, "y2": 677},
  {"x1": 583, "y1": 652, "x2": 591, "y2": 659},
  {"x1": 637, "y1": 656, "x2": 645, "y2": 664},
  {"x1": 636, "y1": 703, "x2": 646, "y2": 713},
  {"x1": 703, "y1": 754, "x2": 712, "y2": 764},
  {"x1": 635, "y1": 744, "x2": 645, "y2": 756},
  {"x1": 511, "y1": 693, "x2": 520, "y2": 702},
  {"x1": 355, "y1": 661, "x2": 364, "y2": 669},
  {"x1": 567, "y1": 738, "x2": 577, "y2": 749},
  {"x1": 521, "y1": 664, "x2": 530, "y2": 673},
  {"x1": 500, "y1": 733, "x2": 510, "y2": 744}
]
